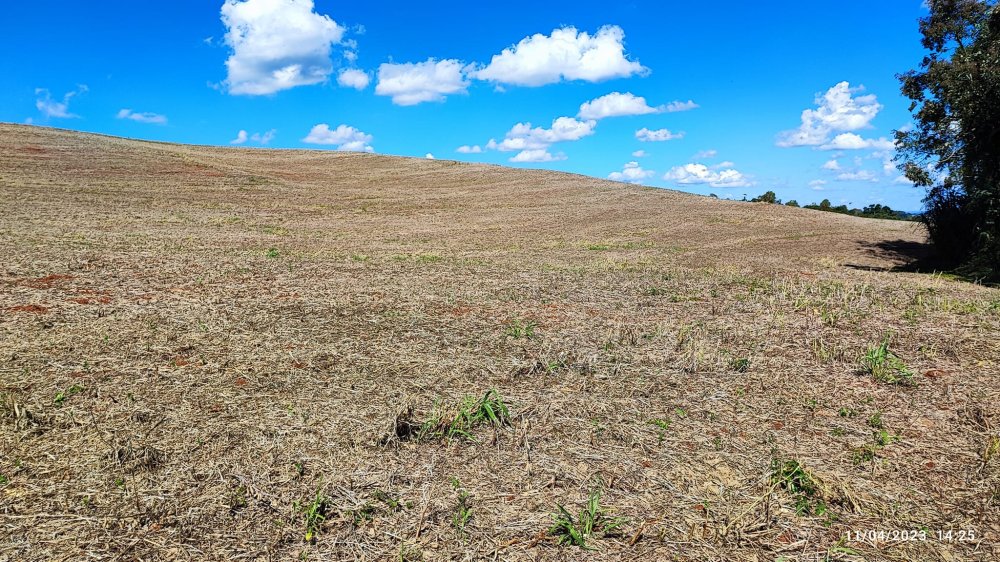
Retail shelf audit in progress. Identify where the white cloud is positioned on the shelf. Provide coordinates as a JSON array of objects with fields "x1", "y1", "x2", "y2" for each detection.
[
  {"x1": 510, "y1": 149, "x2": 565, "y2": 163},
  {"x1": 822, "y1": 159, "x2": 841, "y2": 170},
  {"x1": 425, "y1": 153, "x2": 435, "y2": 159},
  {"x1": 232, "y1": 129, "x2": 276, "y2": 145},
  {"x1": 632, "y1": 149, "x2": 648, "y2": 158},
  {"x1": 489, "y1": 116, "x2": 596, "y2": 152},
  {"x1": 664, "y1": 163, "x2": 752, "y2": 187},
  {"x1": 221, "y1": 0, "x2": 346, "y2": 95},
  {"x1": 836, "y1": 170, "x2": 879, "y2": 182},
  {"x1": 713, "y1": 161, "x2": 735, "y2": 169},
  {"x1": 35, "y1": 85, "x2": 87, "y2": 119},
  {"x1": 578, "y1": 92, "x2": 662, "y2": 120},
  {"x1": 116, "y1": 109, "x2": 168, "y2": 125},
  {"x1": 337, "y1": 68, "x2": 370, "y2": 90},
  {"x1": 693, "y1": 149, "x2": 717, "y2": 160},
  {"x1": 302, "y1": 123, "x2": 373, "y2": 152},
  {"x1": 456, "y1": 145, "x2": 483, "y2": 154},
  {"x1": 375, "y1": 59, "x2": 470, "y2": 105},
  {"x1": 636, "y1": 127, "x2": 683, "y2": 142},
  {"x1": 473, "y1": 25, "x2": 647, "y2": 87},
  {"x1": 253, "y1": 129, "x2": 276, "y2": 144},
  {"x1": 893, "y1": 175, "x2": 914, "y2": 185},
  {"x1": 819, "y1": 133, "x2": 895, "y2": 151},
  {"x1": 608, "y1": 161, "x2": 654, "y2": 183},
  {"x1": 776, "y1": 82, "x2": 883, "y2": 147},
  {"x1": 809, "y1": 179, "x2": 827, "y2": 190},
  {"x1": 664, "y1": 100, "x2": 699, "y2": 112}
]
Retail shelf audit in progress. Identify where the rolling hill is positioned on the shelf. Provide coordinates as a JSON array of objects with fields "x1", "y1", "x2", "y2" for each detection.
[{"x1": 1, "y1": 124, "x2": 998, "y2": 561}]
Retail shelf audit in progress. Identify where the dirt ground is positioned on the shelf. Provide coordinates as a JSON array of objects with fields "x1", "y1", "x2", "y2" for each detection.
[{"x1": 1, "y1": 123, "x2": 998, "y2": 561}]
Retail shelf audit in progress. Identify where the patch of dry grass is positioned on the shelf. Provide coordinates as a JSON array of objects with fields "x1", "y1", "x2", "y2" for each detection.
[{"x1": 1, "y1": 124, "x2": 998, "y2": 560}]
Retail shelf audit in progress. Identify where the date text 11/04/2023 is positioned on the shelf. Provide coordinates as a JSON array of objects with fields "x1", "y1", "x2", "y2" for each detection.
[{"x1": 844, "y1": 530, "x2": 978, "y2": 543}]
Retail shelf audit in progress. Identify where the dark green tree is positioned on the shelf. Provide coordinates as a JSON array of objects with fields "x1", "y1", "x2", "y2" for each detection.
[
  {"x1": 786, "y1": 200, "x2": 800, "y2": 207},
  {"x1": 896, "y1": 0, "x2": 999, "y2": 279},
  {"x1": 750, "y1": 190, "x2": 779, "y2": 204}
]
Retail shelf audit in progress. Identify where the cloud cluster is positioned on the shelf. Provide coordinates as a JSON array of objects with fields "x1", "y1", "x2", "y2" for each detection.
[
  {"x1": 836, "y1": 170, "x2": 879, "y2": 182},
  {"x1": 608, "y1": 161, "x2": 654, "y2": 183},
  {"x1": 777, "y1": 82, "x2": 883, "y2": 148},
  {"x1": 456, "y1": 145, "x2": 483, "y2": 154},
  {"x1": 35, "y1": 86, "x2": 87, "y2": 119},
  {"x1": 663, "y1": 163, "x2": 751, "y2": 188},
  {"x1": 337, "y1": 68, "x2": 370, "y2": 90},
  {"x1": 484, "y1": 116, "x2": 596, "y2": 162},
  {"x1": 578, "y1": 92, "x2": 661, "y2": 120},
  {"x1": 636, "y1": 128, "x2": 683, "y2": 142},
  {"x1": 231, "y1": 129, "x2": 276, "y2": 144},
  {"x1": 377, "y1": 26, "x2": 649, "y2": 106},
  {"x1": 302, "y1": 123, "x2": 373, "y2": 151},
  {"x1": 473, "y1": 26, "x2": 646, "y2": 87},
  {"x1": 374, "y1": 59, "x2": 470, "y2": 105},
  {"x1": 221, "y1": 0, "x2": 346, "y2": 95},
  {"x1": 116, "y1": 109, "x2": 167, "y2": 125},
  {"x1": 819, "y1": 133, "x2": 895, "y2": 151}
]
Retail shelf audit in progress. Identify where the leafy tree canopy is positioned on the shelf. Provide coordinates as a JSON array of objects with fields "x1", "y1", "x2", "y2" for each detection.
[{"x1": 895, "y1": 0, "x2": 1000, "y2": 280}]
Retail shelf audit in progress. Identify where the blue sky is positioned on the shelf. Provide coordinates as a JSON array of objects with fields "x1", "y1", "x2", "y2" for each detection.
[{"x1": 1, "y1": 1, "x2": 931, "y2": 210}]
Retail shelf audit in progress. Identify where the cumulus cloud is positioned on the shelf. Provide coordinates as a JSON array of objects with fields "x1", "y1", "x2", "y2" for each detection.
[
  {"x1": 663, "y1": 163, "x2": 752, "y2": 188},
  {"x1": 221, "y1": 0, "x2": 346, "y2": 95},
  {"x1": 635, "y1": 128, "x2": 683, "y2": 142},
  {"x1": 692, "y1": 149, "x2": 717, "y2": 160},
  {"x1": 302, "y1": 123, "x2": 373, "y2": 152},
  {"x1": 510, "y1": 149, "x2": 565, "y2": 163},
  {"x1": 819, "y1": 133, "x2": 895, "y2": 151},
  {"x1": 608, "y1": 161, "x2": 654, "y2": 183},
  {"x1": 809, "y1": 179, "x2": 828, "y2": 190},
  {"x1": 337, "y1": 68, "x2": 370, "y2": 90},
  {"x1": 231, "y1": 129, "x2": 276, "y2": 144},
  {"x1": 893, "y1": 175, "x2": 914, "y2": 185},
  {"x1": 488, "y1": 116, "x2": 596, "y2": 153},
  {"x1": 375, "y1": 59, "x2": 470, "y2": 105},
  {"x1": 836, "y1": 170, "x2": 879, "y2": 182},
  {"x1": 35, "y1": 85, "x2": 87, "y2": 119},
  {"x1": 578, "y1": 92, "x2": 663, "y2": 120},
  {"x1": 664, "y1": 100, "x2": 699, "y2": 112},
  {"x1": 822, "y1": 159, "x2": 841, "y2": 170},
  {"x1": 473, "y1": 25, "x2": 647, "y2": 87},
  {"x1": 116, "y1": 109, "x2": 168, "y2": 125},
  {"x1": 425, "y1": 153, "x2": 435, "y2": 159},
  {"x1": 776, "y1": 82, "x2": 883, "y2": 147},
  {"x1": 456, "y1": 145, "x2": 483, "y2": 154},
  {"x1": 632, "y1": 149, "x2": 648, "y2": 158}
]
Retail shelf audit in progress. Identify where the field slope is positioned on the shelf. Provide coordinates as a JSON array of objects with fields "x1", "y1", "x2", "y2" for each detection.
[{"x1": 1, "y1": 124, "x2": 998, "y2": 561}]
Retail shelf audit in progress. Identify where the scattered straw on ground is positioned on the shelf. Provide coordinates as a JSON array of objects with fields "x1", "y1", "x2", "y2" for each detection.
[{"x1": 1, "y1": 124, "x2": 998, "y2": 561}]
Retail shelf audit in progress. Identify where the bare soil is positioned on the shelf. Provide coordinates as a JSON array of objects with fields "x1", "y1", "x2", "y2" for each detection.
[{"x1": 1, "y1": 124, "x2": 998, "y2": 561}]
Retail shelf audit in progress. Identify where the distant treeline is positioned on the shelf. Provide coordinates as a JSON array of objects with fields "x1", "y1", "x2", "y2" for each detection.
[{"x1": 707, "y1": 191, "x2": 919, "y2": 221}]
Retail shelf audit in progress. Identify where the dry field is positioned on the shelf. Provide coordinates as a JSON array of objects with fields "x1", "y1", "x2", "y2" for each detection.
[{"x1": 1, "y1": 123, "x2": 998, "y2": 561}]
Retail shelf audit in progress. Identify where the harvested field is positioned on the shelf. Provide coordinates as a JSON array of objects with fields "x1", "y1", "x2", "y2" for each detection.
[{"x1": 1, "y1": 123, "x2": 998, "y2": 561}]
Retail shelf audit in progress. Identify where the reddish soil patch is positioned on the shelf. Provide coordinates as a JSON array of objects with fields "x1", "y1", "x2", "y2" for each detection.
[
  {"x1": 8, "y1": 304, "x2": 50, "y2": 314},
  {"x1": 23, "y1": 274, "x2": 74, "y2": 289}
]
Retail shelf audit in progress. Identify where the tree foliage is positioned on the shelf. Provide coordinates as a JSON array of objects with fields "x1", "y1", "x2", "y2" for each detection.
[
  {"x1": 895, "y1": 0, "x2": 1000, "y2": 279},
  {"x1": 750, "y1": 190, "x2": 779, "y2": 204}
]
